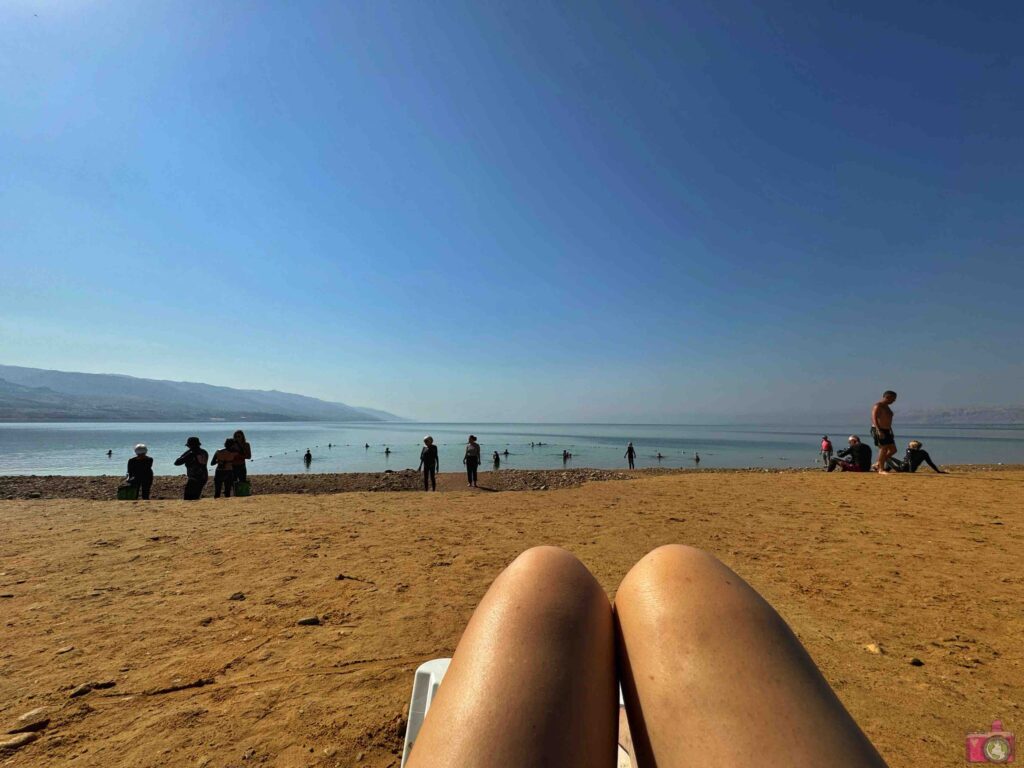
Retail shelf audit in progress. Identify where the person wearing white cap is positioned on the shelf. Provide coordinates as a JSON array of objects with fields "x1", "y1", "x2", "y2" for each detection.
[
  {"x1": 418, "y1": 436, "x2": 439, "y2": 492},
  {"x1": 127, "y1": 444, "x2": 154, "y2": 500}
]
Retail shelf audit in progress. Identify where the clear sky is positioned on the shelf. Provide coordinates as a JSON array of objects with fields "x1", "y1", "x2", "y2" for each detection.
[{"x1": 1, "y1": 1, "x2": 1022, "y2": 422}]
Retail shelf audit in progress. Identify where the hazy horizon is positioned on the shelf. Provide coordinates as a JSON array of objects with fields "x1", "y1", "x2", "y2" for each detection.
[{"x1": 2, "y1": 2, "x2": 1021, "y2": 422}]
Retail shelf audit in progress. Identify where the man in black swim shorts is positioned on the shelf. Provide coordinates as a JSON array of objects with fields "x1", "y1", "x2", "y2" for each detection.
[{"x1": 871, "y1": 390, "x2": 897, "y2": 473}]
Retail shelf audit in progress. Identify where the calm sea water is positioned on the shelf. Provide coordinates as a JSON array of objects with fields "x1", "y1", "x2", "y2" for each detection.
[{"x1": 0, "y1": 422, "x2": 1022, "y2": 477}]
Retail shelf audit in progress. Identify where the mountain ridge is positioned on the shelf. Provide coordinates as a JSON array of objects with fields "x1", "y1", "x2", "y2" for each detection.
[{"x1": 0, "y1": 365, "x2": 404, "y2": 423}]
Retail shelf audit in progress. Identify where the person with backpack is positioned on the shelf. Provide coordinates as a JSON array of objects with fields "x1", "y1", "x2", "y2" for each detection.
[
  {"x1": 174, "y1": 436, "x2": 209, "y2": 500},
  {"x1": 464, "y1": 435, "x2": 481, "y2": 487}
]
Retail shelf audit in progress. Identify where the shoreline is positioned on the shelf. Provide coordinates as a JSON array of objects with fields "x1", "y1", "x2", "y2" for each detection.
[{"x1": 1, "y1": 463, "x2": 1020, "y2": 501}]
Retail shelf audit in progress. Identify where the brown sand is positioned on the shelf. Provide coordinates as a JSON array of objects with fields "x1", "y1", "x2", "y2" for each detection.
[{"x1": 1, "y1": 470, "x2": 1022, "y2": 767}]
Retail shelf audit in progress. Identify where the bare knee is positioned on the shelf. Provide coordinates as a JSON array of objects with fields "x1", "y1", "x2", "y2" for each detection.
[
  {"x1": 489, "y1": 546, "x2": 608, "y2": 623},
  {"x1": 616, "y1": 544, "x2": 773, "y2": 626}
]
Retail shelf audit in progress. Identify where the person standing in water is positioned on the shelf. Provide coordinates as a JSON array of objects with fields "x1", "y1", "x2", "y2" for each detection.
[
  {"x1": 493, "y1": 451, "x2": 501, "y2": 469},
  {"x1": 694, "y1": 452, "x2": 701, "y2": 464},
  {"x1": 625, "y1": 442, "x2": 636, "y2": 469},
  {"x1": 303, "y1": 449, "x2": 313, "y2": 466},
  {"x1": 174, "y1": 437, "x2": 209, "y2": 500},
  {"x1": 232, "y1": 430, "x2": 251, "y2": 482},
  {"x1": 418, "y1": 436, "x2": 439, "y2": 491},
  {"x1": 107, "y1": 449, "x2": 113, "y2": 458},
  {"x1": 127, "y1": 444, "x2": 154, "y2": 500},
  {"x1": 464, "y1": 435, "x2": 481, "y2": 487},
  {"x1": 871, "y1": 390, "x2": 898, "y2": 474},
  {"x1": 210, "y1": 439, "x2": 239, "y2": 498}
]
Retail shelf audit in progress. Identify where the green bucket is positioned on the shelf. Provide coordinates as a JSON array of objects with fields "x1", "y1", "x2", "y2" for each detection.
[
  {"x1": 234, "y1": 480, "x2": 252, "y2": 497},
  {"x1": 117, "y1": 484, "x2": 139, "y2": 501}
]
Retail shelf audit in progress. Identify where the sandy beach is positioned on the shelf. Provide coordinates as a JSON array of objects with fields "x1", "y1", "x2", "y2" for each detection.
[{"x1": 2, "y1": 469, "x2": 1022, "y2": 767}]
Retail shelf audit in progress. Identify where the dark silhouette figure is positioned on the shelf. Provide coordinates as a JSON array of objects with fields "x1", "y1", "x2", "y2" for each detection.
[
  {"x1": 886, "y1": 441, "x2": 945, "y2": 473},
  {"x1": 107, "y1": 449, "x2": 113, "y2": 458},
  {"x1": 694, "y1": 452, "x2": 701, "y2": 464},
  {"x1": 174, "y1": 437, "x2": 209, "y2": 500},
  {"x1": 464, "y1": 435, "x2": 481, "y2": 487},
  {"x1": 127, "y1": 444, "x2": 154, "y2": 500},
  {"x1": 211, "y1": 439, "x2": 240, "y2": 498},
  {"x1": 304, "y1": 449, "x2": 313, "y2": 466},
  {"x1": 625, "y1": 442, "x2": 636, "y2": 469},
  {"x1": 419, "y1": 436, "x2": 439, "y2": 491},
  {"x1": 493, "y1": 451, "x2": 501, "y2": 469},
  {"x1": 232, "y1": 430, "x2": 251, "y2": 482}
]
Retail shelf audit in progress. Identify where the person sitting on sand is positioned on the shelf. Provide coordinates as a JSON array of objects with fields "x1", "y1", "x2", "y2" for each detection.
[
  {"x1": 821, "y1": 435, "x2": 833, "y2": 467},
  {"x1": 405, "y1": 546, "x2": 887, "y2": 768},
  {"x1": 232, "y1": 430, "x2": 251, "y2": 482},
  {"x1": 418, "y1": 436, "x2": 439, "y2": 492},
  {"x1": 886, "y1": 440, "x2": 945, "y2": 473},
  {"x1": 625, "y1": 442, "x2": 636, "y2": 469},
  {"x1": 174, "y1": 437, "x2": 209, "y2": 500},
  {"x1": 871, "y1": 390, "x2": 898, "y2": 474},
  {"x1": 210, "y1": 439, "x2": 240, "y2": 498},
  {"x1": 826, "y1": 435, "x2": 872, "y2": 472},
  {"x1": 464, "y1": 436, "x2": 481, "y2": 487},
  {"x1": 126, "y1": 444, "x2": 154, "y2": 500}
]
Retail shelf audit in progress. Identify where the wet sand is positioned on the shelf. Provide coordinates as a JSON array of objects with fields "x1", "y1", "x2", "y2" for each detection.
[{"x1": 1, "y1": 469, "x2": 1022, "y2": 767}]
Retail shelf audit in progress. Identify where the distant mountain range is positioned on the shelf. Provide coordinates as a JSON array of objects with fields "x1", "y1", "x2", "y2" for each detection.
[
  {"x1": 0, "y1": 365, "x2": 404, "y2": 423},
  {"x1": 901, "y1": 406, "x2": 1024, "y2": 425}
]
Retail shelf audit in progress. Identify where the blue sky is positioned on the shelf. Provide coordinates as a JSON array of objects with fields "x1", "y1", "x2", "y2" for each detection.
[{"x1": 1, "y1": 1, "x2": 1021, "y2": 421}]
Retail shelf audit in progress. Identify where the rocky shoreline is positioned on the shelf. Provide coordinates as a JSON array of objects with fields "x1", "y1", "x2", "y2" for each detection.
[{"x1": 0, "y1": 464, "x2": 1017, "y2": 501}]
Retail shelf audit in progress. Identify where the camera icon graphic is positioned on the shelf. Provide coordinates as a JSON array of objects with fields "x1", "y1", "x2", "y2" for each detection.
[{"x1": 966, "y1": 720, "x2": 1015, "y2": 763}]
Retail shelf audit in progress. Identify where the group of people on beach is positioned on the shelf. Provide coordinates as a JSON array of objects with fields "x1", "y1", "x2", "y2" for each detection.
[
  {"x1": 122, "y1": 430, "x2": 253, "y2": 500},
  {"x1": 417, "y1": 434, "x2": 511, "y2": 491},
  {"x1": 821, "y1": 391, "x2": 945, "y2": 474}
]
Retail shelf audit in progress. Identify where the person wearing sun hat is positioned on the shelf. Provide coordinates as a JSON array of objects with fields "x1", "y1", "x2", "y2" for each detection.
[
  {"x1": 126, "y1": 443, "x2": 154, "y2": 500},
  {"x1": 463, "y1": 435, "x2": 481, "y2": 487},
  {"x1": 418, "y1": 436, "x2": 440, "y2": 492}
]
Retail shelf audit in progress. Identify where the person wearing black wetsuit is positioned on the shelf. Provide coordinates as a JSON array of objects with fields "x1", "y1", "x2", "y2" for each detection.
[
  {"x1": 887, "y1": 441, "x2": 945, "y2": 473},
  {"x1": 304, "y1": 449, "x2": 312, "y2": 467},
  {"x1": 127, "y1": 444, "x2": 154, "y2": 500},
  {"x1": 419, "y1": 436, "x2": 439, "y2": 491},
  {"x1": 174, "y1": 437, "x2": 209, "y2": 500},
  {"x1": 827, "y1": 435, "x2": 872, "y2": 472},
  {"x1": 625, "y1": 442, "x2": 636, "y2": 469}
]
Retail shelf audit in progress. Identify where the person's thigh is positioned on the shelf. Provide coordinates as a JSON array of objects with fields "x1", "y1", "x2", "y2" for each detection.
[
  {"x1": 407, "y1": 546, "x2": 618, "y2": 768},
  {"x1": 615, "y1": 545, "x2": 887, "y2": 768}
]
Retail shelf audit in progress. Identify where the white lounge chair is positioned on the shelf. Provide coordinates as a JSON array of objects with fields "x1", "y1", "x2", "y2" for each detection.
[{"x1": 400, "y1": 657, "x2": 633, "y2": 767}]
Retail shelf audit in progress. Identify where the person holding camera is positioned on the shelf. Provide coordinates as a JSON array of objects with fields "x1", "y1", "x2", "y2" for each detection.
[{"x1": 174, "y1": 436, "x2": 209, "y2": 500}]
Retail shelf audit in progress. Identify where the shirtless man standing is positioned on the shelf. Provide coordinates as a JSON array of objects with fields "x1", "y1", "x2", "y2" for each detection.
[{"x1": 871, "y1": 390, "x2": 897, "y2": 474}]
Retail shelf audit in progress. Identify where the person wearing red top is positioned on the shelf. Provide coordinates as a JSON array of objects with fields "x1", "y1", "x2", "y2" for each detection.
[{"x1": 820, "y1": 435, "x2": 833, "y2": 467}]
